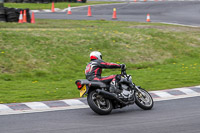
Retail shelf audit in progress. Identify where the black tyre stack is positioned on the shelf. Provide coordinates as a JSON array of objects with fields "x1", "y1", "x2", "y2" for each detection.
[
  {"x1": 6, "y1": 8, "x2": 19, "y2": 22},
  {"x1": 0, "y1": 7, "x2": 6, "y2": 22},
  {"x1": 0, "y1": 7, "x2": 31, "y2": 23}
]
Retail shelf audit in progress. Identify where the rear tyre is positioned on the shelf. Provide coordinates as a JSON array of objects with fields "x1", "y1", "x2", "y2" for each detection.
[
  {"x1": 87, "y1": 90, "x2": 113, "y2": 115},
  {"x1": 135, "y1": 88, "x2": 153, "y2": 110}
]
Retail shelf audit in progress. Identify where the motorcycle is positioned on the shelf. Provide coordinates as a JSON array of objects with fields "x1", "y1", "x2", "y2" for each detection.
[{"x1": 75, "y1": 68, "x2": 154, "y2": 115}]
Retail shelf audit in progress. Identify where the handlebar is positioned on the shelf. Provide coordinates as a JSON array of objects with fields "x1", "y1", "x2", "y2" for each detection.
[{"x1": 121, "y1": 68, "x2": 127, "y2": 76}]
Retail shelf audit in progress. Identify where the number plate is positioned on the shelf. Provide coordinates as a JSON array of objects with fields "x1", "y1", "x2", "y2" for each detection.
[{"x1": 80, "y1": 85, "x2": 87, "y2": 97}]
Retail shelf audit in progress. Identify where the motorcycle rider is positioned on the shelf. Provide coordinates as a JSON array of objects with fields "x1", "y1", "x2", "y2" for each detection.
[{"x1": 85, "y1": 51, "x2": 126, "y2": 93}]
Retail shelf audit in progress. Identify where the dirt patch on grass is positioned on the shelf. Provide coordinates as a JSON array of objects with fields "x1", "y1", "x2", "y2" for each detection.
[{"x1": 187, "y1": 43, "x2": 200, "y2": 48}]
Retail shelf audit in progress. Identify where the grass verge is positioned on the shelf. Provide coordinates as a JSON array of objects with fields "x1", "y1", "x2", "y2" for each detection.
[
  {"x1": 0, "y1": 19, "x2": 200, "y2": 103},
  {"x1": 4, "y1": 2, "x2": 121, "y2": 10}
]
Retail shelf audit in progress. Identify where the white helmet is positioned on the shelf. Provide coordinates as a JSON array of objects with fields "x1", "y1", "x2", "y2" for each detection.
[{"x1": 90, "y1": 51, "x2": 102, "y2": 60}]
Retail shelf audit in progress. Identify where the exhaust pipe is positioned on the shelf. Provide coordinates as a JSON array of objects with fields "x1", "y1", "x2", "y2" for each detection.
[{"x1": 96, "y1": 89, "x2": 130, "y2": 105}]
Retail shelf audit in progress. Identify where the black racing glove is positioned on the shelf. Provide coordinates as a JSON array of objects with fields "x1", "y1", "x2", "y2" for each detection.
[{"x1": 121, "y1": 64, "x2": 126, "y2": 70}]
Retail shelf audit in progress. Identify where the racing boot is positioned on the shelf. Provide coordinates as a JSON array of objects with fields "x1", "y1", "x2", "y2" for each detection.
[
  {"x1": 109, "y1": 80, "x2": 120, "y2": 93},
  {"x1": 109, "y1": 80, "x2": 116, "y2": 93}
]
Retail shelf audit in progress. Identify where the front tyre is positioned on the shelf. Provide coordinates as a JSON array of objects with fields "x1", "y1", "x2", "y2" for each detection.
[
  {"x1": 135, "y1": 88, "x2": 154, "y2": 110},
  {"x1": 87, "y1": 90, "x2": 113, "y2": 115}
]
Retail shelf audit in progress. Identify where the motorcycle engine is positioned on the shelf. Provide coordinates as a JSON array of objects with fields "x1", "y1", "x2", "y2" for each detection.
[{"x1": 118, "y1": 84, "x2": 134, "y2": 101}]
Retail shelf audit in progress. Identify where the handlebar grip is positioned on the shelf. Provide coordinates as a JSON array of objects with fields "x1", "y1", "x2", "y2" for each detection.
[
  {"x1": 121, "y1": 64, "x2": 126, "y2": 70},
  {"x1": 121, "y1": 69, "x2": 127, "y2": 76}
]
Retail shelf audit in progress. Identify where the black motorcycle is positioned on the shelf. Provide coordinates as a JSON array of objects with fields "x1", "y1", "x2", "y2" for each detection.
[{"x1": 75, "y1": 68, "x2": 153, "y2": 115}]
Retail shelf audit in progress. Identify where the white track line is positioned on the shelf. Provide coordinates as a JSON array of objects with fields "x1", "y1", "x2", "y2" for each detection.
[
  {"x1": 0, "y1": 105, "x2": 89, "y2": 116},
  {"x1": 178, "y1": 88, "x2": 199, "y2": 95},
  {"x1": 159, "y1": 22, "x2": 200, "y2": 28},
  {"x1": 60, "y1": 99, "x2": 85, "y2": 106},
  {"x1": 24, "y1": 102, "x2": 50, "y2": 110},
  {"x1": 0, "y1": 104, "x2": 13, "y2": 111},
  {"x1": 154, "y1": 93, "x2": 200, "y2": 101},
  {"x1": 151, "y1": 91, "x2": 174, "y2": 98}
]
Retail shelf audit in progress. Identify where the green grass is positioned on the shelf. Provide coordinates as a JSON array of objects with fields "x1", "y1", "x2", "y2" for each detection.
[
  {"x1": 0, "y1": 19, "x2": 200, "y2": 103},
  {"x1": 4, "y1": 2, "x2": 121, "y2": 10}
]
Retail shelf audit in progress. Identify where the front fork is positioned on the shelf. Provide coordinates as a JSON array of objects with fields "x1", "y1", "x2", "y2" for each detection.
[{"x1": 132, "y1": 83, "x2": 146, "y2": 97}]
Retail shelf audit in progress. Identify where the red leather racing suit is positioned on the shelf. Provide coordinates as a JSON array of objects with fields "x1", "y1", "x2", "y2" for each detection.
[{"x1": 85, "y1": 59, "x2": 121, "y2": 84}]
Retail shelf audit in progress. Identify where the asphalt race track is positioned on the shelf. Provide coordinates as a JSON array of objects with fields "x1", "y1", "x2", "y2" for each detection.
[
  {"x1": 0, "y1": 97, "x2": 200, "y2": 133},
  {"x1": 35, "y1": 1, "x2": 200, "y2": 27}
]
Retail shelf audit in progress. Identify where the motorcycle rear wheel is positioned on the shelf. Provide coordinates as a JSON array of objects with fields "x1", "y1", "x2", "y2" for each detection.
[
  {"x1": 87, "y1": 90, "x2": 113, "y2": 115},
  {"x1": 135, "y1": 88, "x2": 153, "y2": 110}
]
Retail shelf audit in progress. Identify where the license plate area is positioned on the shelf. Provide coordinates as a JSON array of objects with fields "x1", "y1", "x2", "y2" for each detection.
[{"x1": 80, "y1": 85, "x2": 87, "y2": 97}]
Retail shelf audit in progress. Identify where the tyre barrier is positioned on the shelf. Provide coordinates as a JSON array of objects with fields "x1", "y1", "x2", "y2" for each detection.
[
  {"x1": 0, "y1": 7, "x2": 31, "y2": 23},
  {"x1": 0, "y1": 7, "x2": 6, "y2": 22}
]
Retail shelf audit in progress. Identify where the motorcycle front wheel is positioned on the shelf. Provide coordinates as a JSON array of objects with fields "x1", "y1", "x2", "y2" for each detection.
[
  {"x1": 87, "y1": 90, "x2": 113, "y2": 115},
  {"x1": 135, "y1": 88, "x2": 154, "y2": 110}
]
